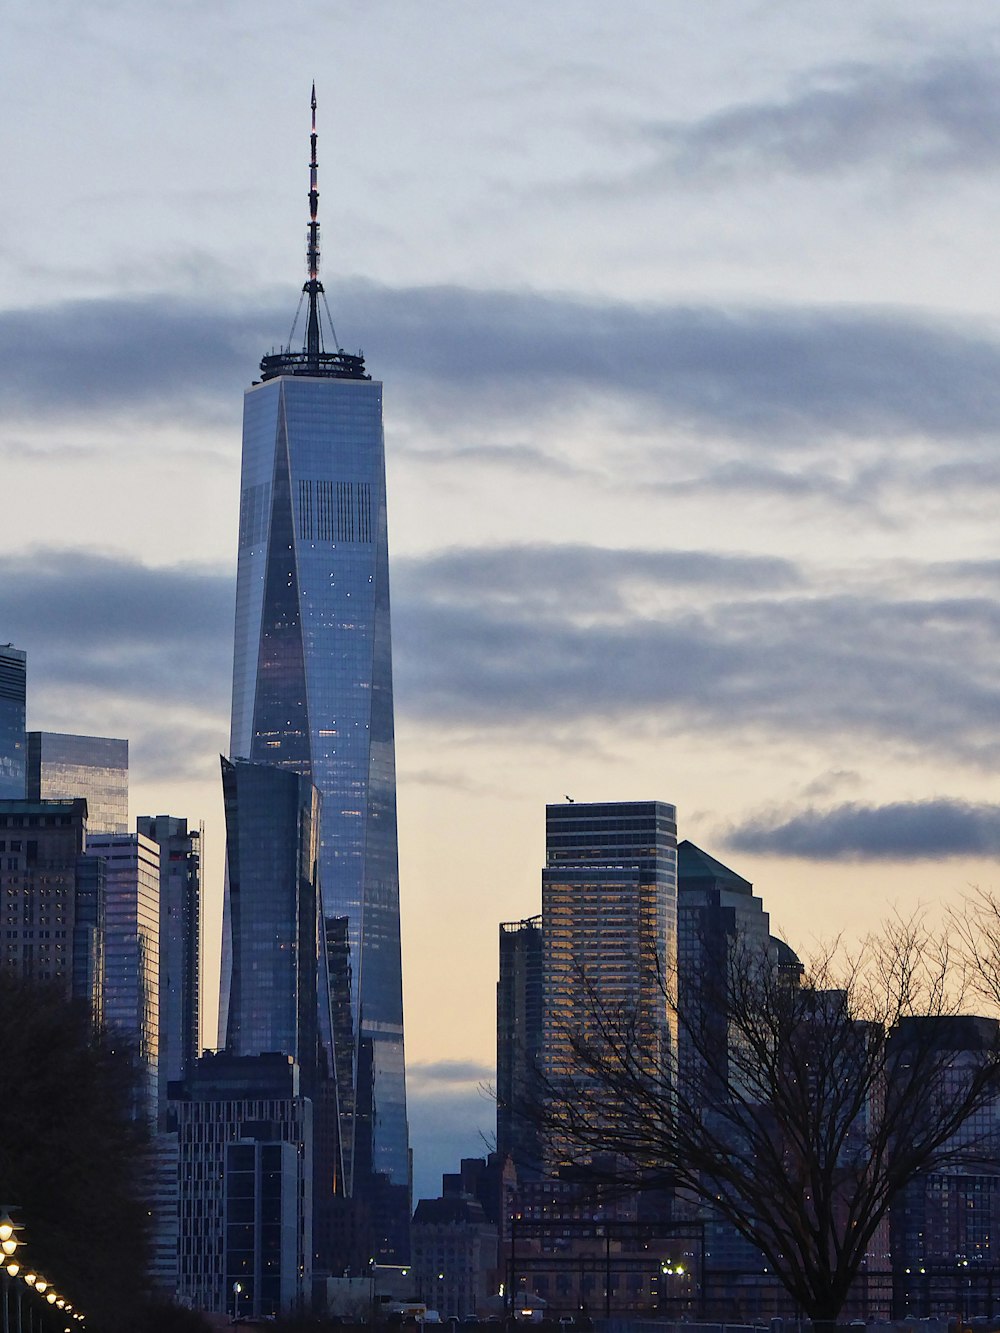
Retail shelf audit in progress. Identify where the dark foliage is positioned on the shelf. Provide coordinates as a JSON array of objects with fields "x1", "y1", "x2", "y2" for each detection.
[{"x1": 0, "y1": 970, "x2": 151, "y2": 1332}]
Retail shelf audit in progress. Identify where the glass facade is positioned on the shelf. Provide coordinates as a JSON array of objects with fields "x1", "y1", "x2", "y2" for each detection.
[
  {"x1": 86, "y1": 832, "x2": 160, "y2": 1118},
  {"x1": 225, "y1": 372, "x2": 409, "y2": 1193},
  {"x1": 0, "y1": 646, "x2": 26, "y2": 799},
  {"x1": 541, "y1": 801, "x2": 678, "y2": 1088},
  {"x1": 27, "y1": 731, "x2": 128, "y2": 834},
  {"x1": 138, "y1": 815, "x2": 202, "y2": 1104},
  {"x1": 220, "y1": 759, "x2": 322, "y2": 1081}
]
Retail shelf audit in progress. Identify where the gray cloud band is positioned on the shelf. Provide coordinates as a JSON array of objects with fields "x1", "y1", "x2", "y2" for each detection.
[
  {"x1": 4, "y1": 545, "x2": 999, "y2": 778},
  {"x1": 2, "y1": 285, "x2": 1000, "y2": 447},
  {"x1": 725, "y1": 799, "x2": 1000, "y2": 861}
]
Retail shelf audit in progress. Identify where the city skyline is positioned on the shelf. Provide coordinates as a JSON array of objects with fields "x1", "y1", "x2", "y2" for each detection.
[{"x1": 4, "y1": 1, "x2": 1000, "y2": 1199}]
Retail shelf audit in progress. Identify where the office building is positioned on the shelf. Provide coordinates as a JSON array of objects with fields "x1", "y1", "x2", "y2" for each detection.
[
  {"x1": 219, "y1": 760, "x2": 323, "y2": 1083},
  {"x1": 27, "y1": 731, "x2": 128, "y2": 834},
  {"x1": 891, "y1": 1016, "x2": 1000, "y2": 1317},
  {"x1": 138, "y1": 815, "x2": 202, "y2": 1099},
  {"x1": 86, "y1": 831, "x2": 160, "y2": 1117},
  {"x1": 222, "y1": 89, "x2": 408, "y2": 1236},
  {"x1": 541, "y1": 801, "x2": 678, "y2": 1092},
  {"x1": 0, "y1": 645, "x2": 26, "y2": 798},
  {"x1": 172, "y1": 1052, "x2": 313, "y2": 1318},
  {"x1": 676, "y1": 840, "x2": 783, "y2": 1103},
  {"x1": 0, "y1": 797, "x2": 104, "y2": 1017},
  {"x1": 497, "y1": 915, "x2": 543, "y2": 1179}
]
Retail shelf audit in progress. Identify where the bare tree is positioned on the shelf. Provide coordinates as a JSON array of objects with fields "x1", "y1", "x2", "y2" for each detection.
[{"x1": 526, "y1": 916, "x2": 1000, "y2": 1330}]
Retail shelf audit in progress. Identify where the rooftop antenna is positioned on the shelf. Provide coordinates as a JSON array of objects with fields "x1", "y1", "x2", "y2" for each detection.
[
  {"x1": 258, "y1": 85, "x2": 367, "y2": 382},
  {"x1": 305, "y1": 81, "x2": 323, "y2": 360}
]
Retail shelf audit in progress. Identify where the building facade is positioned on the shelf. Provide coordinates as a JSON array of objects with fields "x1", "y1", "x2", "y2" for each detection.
[
  {"x1": 221, "y1": 90, "x2": 409, "y2": 1240},
  {"x1": 541, "y1": 801, "x2": 678, "y2": 1092},
  {"x1": 172, "y1": 1052, "x2": 313, "y2": 1318},
  {"x1": 219, "y1": 760, "x2": 324, "y2": 1082},
  {"x1": 0, "y1": 797, "x2": 104, "y2": 1016},
  {"x1": 497, "y1": 915, "x2": 544, "y2": 1179},
  {"x1": 0, "y1": 645, "x2": 26, "y2": 798},
  {"x1": 86, "y1": 831, "x2": 160, "y2": 1117},
  {"x1": 138, "y1": 815, "x2": 202, "y2": 1099},
  {"x1": 27, "y1": 731, "x2": 128, "y2": 834}
]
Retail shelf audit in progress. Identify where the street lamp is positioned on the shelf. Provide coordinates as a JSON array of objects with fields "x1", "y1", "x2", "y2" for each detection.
[
  {"x1": 0, "y1": 1216, "x2": 22, "y2": 1333},
  {"x1": 233, "y1": 1281, "x2": 243, "y2": 1323}
]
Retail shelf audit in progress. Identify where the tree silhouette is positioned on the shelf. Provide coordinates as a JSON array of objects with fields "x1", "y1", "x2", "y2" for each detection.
[
  {"x1": 527, "y1": 917, "x2": 1000, "y2": 1328},
  {"x1": 0, "y1": 970, "x2": 151, "y2": 1332}
]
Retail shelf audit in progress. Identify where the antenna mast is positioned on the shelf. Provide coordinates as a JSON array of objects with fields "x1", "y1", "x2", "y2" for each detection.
[
  {"x1": 305, "y1": 82, "x2": 323, "y2": 360},
  {"x1": 259, "y1": 84, "x2": 369, "y2": 383}
]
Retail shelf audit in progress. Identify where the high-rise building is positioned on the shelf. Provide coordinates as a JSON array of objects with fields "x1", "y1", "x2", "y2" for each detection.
[
  {"x1": 173, "y1": 1052, "x2": 313, "y2": 1318},
  {"x1": 0, "y1": 797, "x2": 104, "y2": 1018},
  {"x1": 27, "y1": 731, "x2": 128, "y2": 834},
  {"x1": 221, "y1": 89, "x2": 408, "y2": 1224},
  {"x1": 86, "y1": 831, "x2": 160, "y2": 1117},
  {"x1": 219, "y1": 759, "x2": 323, "y2": 1082},
  {"x1": 676, "y1": 840, "x2": 781, "y2": 1103},
  {"x1": 0, "y1": 645, "x2": 26, "y2": 799},
  {"x1": 497, "y1": 915, "x2": 544, "y2": 1179},
  {"x1": 541, "y1": 801, "x2": 678, "y2": 1092},
  {"x1": 138, "y1": 815, "x2": 203, "y2": 1101}
]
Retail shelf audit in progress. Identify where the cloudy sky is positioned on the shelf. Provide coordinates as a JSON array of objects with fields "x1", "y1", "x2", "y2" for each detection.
[{"x1": 4, "y1": 0, "x2": 1000, "y2": 1199}]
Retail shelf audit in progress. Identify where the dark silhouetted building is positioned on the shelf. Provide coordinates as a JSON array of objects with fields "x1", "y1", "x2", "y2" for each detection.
[{"x1": 498, "y1": 915, "x2": 543, "y2": 1179}]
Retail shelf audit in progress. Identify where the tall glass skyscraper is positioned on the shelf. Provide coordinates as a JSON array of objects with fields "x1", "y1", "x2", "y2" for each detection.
[{"x1": 221, "y1": 89, "x2": 408, "y2": 1216}]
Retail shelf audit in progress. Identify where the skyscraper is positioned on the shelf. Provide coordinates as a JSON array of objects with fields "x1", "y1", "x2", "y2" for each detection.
[
  {"x1": 138, "y1": 815, "x2": 203, "y2": 1097},
  {"x1": 541, "y1": 801, "x2": 678, "y2": 1119},
  {"x1": 27, "y1": 731, "x2": 128, "y2": 833},
  {"x1": 221, "y1": 88, "x2": 408, "y2": 1231},
  {"x1": 497, "y1": 914, "x2": 543, "y2": 1178},
  {"x1": 86, "y1": 831, "x2": 160, "y2": 1118},
  {"x1": 0, "y1": 645, "x2": 26, "y2": 798}
]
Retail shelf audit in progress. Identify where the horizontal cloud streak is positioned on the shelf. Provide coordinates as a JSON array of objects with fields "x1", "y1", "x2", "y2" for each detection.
[
  {"x1": 2, "y1": 284, "x2": 1000, "y2": 450},
  {"x1": 7, "y1": 543, "x2": 1000, "y2": 779},
  {"x1": 725, "y1": 799, "x2": 1000, "y2": 861},
  {"x1": 638, "y1": 56, "x2": 1000, "y2": 181}
]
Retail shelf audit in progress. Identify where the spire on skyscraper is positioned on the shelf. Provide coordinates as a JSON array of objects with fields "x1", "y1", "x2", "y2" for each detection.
[
  {"x1": 259, "y1": 85, "x2": 368, "y2": 383},
  {"x1": 305, "y1": 80, "x2": 322, "y2": 360}
]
